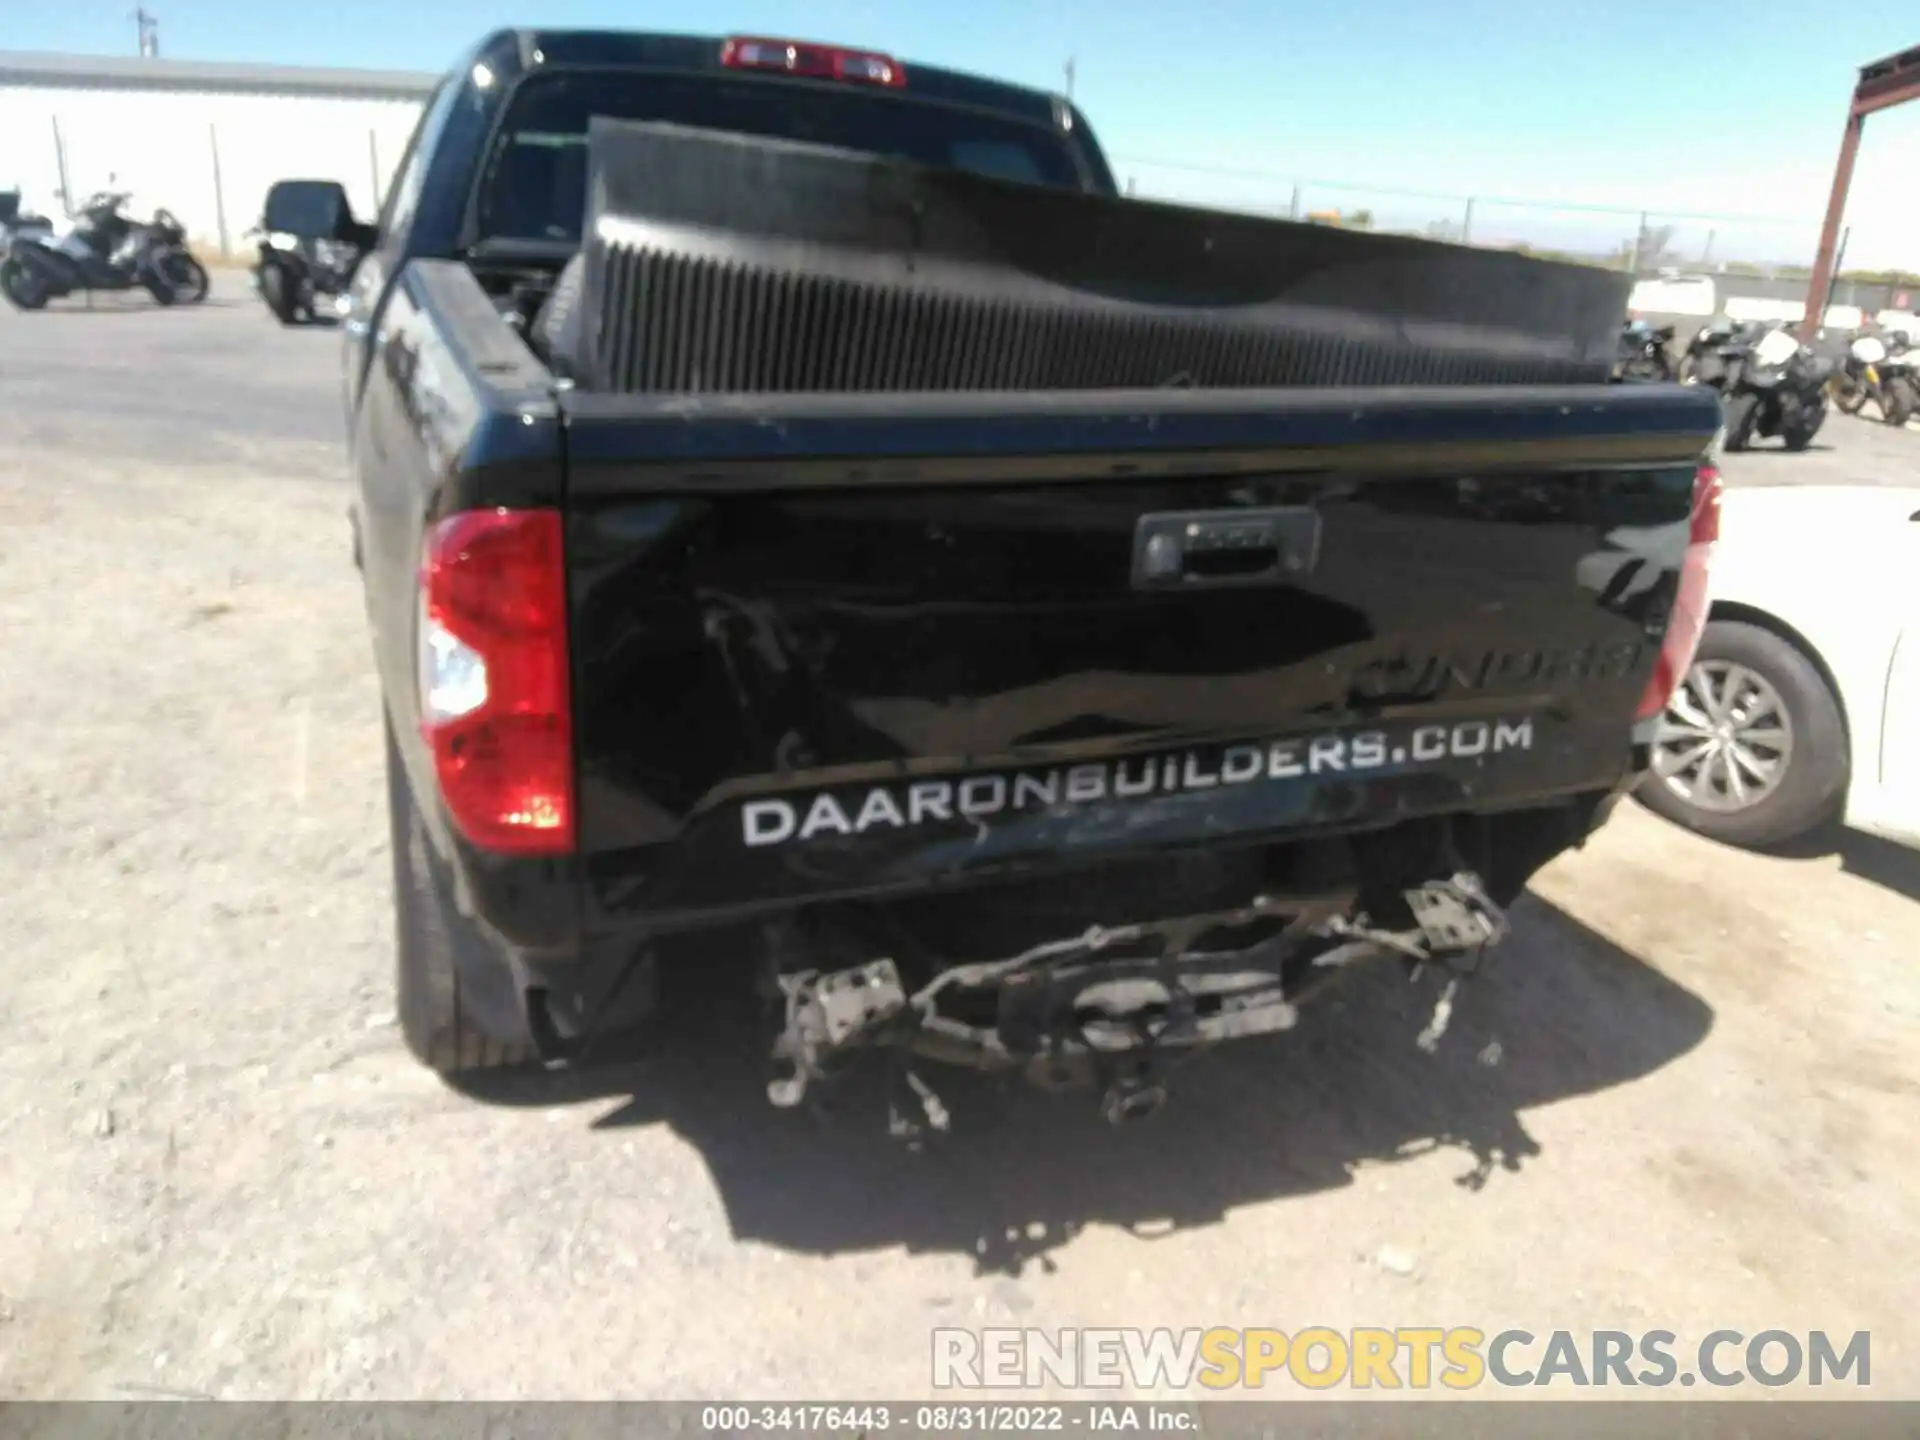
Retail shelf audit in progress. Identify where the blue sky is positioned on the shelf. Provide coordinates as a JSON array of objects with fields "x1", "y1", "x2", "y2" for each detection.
[{"x1": 15, "y1": 1, "x2": 1920, "y2": 266}]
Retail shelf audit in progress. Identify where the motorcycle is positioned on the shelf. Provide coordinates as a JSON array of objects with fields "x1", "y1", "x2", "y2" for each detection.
[
  {"x1": 251, "y1": 180, "x2": 376, "y2": 325},
  {"x1": 1676, "y1": 316, "x2": 1763, "y2": 386},
  {"x1": 0, "y1": 190, "x2": 209, "y2": 311},
  {"x1": 0, "y1": 189, "x2": 54, "y2": 247},
  {"x1": 1614, "y1": 318, "x2": 1677, "y2": 381},
  {"x1": 1828, "y1": 328, "x2": 1915, "y2": 426},
  {"x1": 1707, "y1": 324, "x2": 1832, "y2": 452}
]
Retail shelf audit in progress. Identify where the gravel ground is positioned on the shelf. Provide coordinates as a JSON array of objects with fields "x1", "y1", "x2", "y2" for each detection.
[{"x1": 2, "y1": 294, "x2": 1918, "y2": 1402}]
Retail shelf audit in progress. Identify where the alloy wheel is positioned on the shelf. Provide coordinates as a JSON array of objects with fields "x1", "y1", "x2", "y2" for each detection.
[{"x1": 1652, "y1": 660, "x2": 1794, "y2": 813}]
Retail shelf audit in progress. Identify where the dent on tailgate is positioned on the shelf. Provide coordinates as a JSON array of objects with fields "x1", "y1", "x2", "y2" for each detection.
[{"x1": 564, "y1": 444, "x2": 1704, "y2": 916}]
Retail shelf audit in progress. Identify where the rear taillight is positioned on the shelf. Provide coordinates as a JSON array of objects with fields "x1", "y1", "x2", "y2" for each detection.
[
  {"x1": 1635, "y1": 462, "x2": 1723, "y2": 721},
  {"x1": 418, "y1": 508, "x2": 574, "y2": 855},
  {"x1": 719, "y1": 35, "x2": 907, "y2": 87}
]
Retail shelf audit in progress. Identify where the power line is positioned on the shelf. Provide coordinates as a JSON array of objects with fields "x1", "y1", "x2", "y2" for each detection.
[{"x1": 1108, "y1": 152, "x2": 1817, "y2": 228}]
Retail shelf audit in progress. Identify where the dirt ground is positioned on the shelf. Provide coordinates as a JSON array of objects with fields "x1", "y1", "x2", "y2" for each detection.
[{"x1": 2, "y1": 291, "x2": 1917, "y2": 1402}]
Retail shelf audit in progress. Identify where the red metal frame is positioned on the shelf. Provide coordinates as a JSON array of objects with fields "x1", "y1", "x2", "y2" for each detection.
[{"x1": 1801, "y1": 44, "x2": 1920, "y2": 338}]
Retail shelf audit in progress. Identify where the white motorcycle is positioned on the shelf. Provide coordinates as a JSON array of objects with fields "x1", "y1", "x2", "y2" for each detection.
[{"x1": 1829, "y1": 330, "x2": 1914, "y2": 426}]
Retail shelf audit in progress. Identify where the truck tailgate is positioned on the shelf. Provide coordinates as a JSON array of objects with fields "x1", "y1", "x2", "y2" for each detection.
[{"x1": 561, "y1": 384, "x2": 1719, "y2": 925}]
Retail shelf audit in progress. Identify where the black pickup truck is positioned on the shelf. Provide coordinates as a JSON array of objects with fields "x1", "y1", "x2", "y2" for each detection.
[{"x1": 277, "y1": 28, "x2": 1724, "y2": 1123}]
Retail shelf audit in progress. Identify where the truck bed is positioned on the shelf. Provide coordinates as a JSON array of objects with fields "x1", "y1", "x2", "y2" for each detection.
[
  {"x1": 534, "y1": 127, "x2": 1710, "y2": 931},
  {"x1": 362, "y1": 240, "x2": 1722, "y2": 960}
]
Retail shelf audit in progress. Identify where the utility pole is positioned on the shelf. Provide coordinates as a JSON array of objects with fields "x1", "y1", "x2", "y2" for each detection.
[
  {"x1": 50, "y1": 116, "x2": 72, "y2": 214},
  {"x1": 1063, "y1": 56, "x2": 1075, "y2": 101},
  {"x1": 133, "y1": 8, "x2": 160, "y2": 57},
  {"x1": 1826, "y1": 224, "x2": 1852, "y2": 327}
]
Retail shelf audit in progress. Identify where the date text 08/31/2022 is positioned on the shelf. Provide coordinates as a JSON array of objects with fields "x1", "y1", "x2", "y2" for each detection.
[
  {"x1": 740, "y1": 715, "x2": 1538, "y2": 848},
  {"x1": 700, "y1": 1404, "x2": 1191, "y2": 1432}
]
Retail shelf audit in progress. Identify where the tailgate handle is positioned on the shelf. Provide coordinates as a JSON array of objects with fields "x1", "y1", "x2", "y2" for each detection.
[{"x1": 1132, "y1": 507, "x2": 1321, "y2": 591}]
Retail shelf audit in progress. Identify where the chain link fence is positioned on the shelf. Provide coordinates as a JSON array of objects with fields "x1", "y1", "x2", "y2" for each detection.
[
  {"x1": 1110, "y1": 155, "x2": 1900, "y2": 319},
  {"x1": 1117, "y1": 155, "x2": 1830, "y2": 267}
]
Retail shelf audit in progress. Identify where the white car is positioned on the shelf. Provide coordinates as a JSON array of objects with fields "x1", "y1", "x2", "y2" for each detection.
[{"x1": 1635, "y1": 483, "x2": 1920, "y2": 849}]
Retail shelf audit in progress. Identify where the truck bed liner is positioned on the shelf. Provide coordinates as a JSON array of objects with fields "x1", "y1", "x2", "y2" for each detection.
[{"x1": 568, "y1": 118, "x2": 1631, "y2": 397}]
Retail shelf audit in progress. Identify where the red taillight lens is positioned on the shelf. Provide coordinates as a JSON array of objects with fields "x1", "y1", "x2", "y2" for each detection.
[
  {"x1": 1635, "y1": 463, "x2": 1723, "y2": 720},
  {"x1": 418, "y1": 508, "x2": 574, "y2": 855},
  {"x1": 719, "y1": 35, "x2": 907, "y2": 87}
]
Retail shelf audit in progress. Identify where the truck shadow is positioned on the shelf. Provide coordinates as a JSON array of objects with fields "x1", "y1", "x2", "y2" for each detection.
[
  {"x1": 466, "y1": 897, "x2": 1711, "y2": 1275},
  {"x1": 1635, "y1": 799, "x2": 1920, "y2": 903}
]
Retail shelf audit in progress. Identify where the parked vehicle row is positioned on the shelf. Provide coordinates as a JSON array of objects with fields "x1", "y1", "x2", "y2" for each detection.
[
  {"x1": 0, "y1": 189, "x2": 208, "y2": 311},
  {"x1": 1620, "y1": 316, "x2": 1762, "y2": 389},
  {"x1": 0, "y1": 177, "x2": 381, "y2": 321},
  {"x1": 1628, "y1": 313, "x2": 1916, "y2": 433},
  {"x1": 1649, "y1": 317, "x2": 1833, "y2": 452}
]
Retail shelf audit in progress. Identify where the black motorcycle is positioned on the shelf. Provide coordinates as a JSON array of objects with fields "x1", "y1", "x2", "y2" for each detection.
[
  {"x1": 1706, "y1": 324, "x2": 1832, "y2": 452},
  {"x1": 1614, "y1": 319, "x2": 1677, "y2": 381},
  {"x1": 1677, "y1": 317, "x2": 1761, "y2": 386},
  {"x1": 252, "y1": 179, "x2": 375, "y2": 325},
  {"x1": 0, "y1": 190, "x2": 209, "y2": 311},
  {"x1": 1828, "y1": 328, "x2": 1914, "y2": 425}
]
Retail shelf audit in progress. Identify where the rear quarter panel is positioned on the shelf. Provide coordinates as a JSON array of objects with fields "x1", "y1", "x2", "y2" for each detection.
[{"x1": 350, "y1": 260, "x2": 571, "y2": 943}]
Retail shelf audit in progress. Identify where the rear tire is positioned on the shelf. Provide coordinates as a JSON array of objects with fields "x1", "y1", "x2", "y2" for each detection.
[
  {"x1": 1721, "y1": 392, "x2": 1759, "y2": 451},
  {"x1": 1637, "y1": 620, "x2": 1849, "y2": 848},
  {"x1": 1782, "y1": 394, "x2": 1826, "y2": 451},
  {"x1": 2, "y1": 259, "x2": 48, "y2": 310},
  {"x1": 387, "y1": 721, "x2": 537, "y2": 1075},
  {"x1": 142, "y1": 250, "x2": 207, "y2": 307},
  {"x1": 1882, "y1": 377, "x2": 1914, "y2": 427},
  {"x1": 261, "y1": 264, "x2": 305, "y2": 325},
  {"x1": 166, "y1": 253, "x2": 210, "y2": 305}
]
